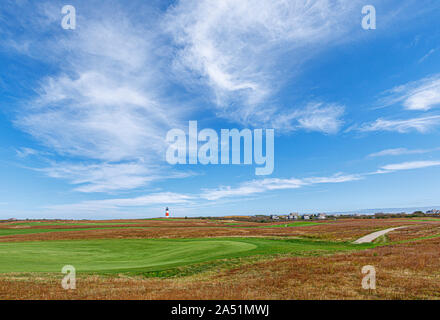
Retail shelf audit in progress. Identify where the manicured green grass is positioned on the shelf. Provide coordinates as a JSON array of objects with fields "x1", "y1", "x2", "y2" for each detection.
[{"x1": 0, "y1": 237, "x2": 372, "y2": 274}]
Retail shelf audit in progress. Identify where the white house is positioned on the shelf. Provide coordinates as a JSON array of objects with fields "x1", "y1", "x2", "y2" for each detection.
[{"x1": 288, "y1": 213, "x2": 299, "y2": 220}]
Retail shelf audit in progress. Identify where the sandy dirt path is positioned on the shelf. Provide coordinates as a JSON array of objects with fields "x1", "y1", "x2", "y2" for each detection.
[{"x1": 353, "y1": 226, "x2": 406, "y2": 244}]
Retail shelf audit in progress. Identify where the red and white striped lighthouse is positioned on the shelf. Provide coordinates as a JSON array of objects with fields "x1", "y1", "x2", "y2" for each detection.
[{"x1": 165, "y1": 207, "x2": 169, "y2": 218}]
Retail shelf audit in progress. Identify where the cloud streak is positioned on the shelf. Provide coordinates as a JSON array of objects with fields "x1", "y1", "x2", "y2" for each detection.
[
  {"x1": 201, "y1": 173, "x2": 362, "y2": 201},
  {"x1": 368, "y1": 147, "x2": 440, "y2": 157},
  {"x1": 380, "y1": 74, "x2": 440, "y2": 111},
  {"x1": 356, "y1": 116, "x2": 440, "y2": 133},
  {"x1": 38, "y1": 162, "x2": 192, "y2": 193},
  {"x1": 380, "y1": 160, "x2": 440, "y2": 172},
  {"x1": 46, "y1": 192, "x2": 195, "y2": 213}
]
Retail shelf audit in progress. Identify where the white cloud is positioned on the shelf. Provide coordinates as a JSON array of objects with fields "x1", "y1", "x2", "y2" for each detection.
[
  {"x1": 46, "y1": 192, "x2": 195, "y2": 212},
  {"x1": 165, "y1": 0, "x2": 361, "y2": 128},
  {"x1": 381, "y1": 160, "x2": 440, "y2": 171},
  {"x1": 302, "y1": 174, "x2": 362, "y2": 184},
  {"x1": 419, "y1": 48, "x2": 437, "y2": 63},
  {"x1": 201, "y1": 159, "x2": 440, "y2": 201},
  {"x1": 15, "y1": 147, "x2": 40, "y2": 158},
  {"x1": 19, "y1": 71, "x2": 171, "y2": 162},
  {"x1": 357, "y1": 116, "x2": 440, "y2": 133},
  {"x1": 264, "y1": 102, "x2": 345, "y2": 134},
  {"x1": 201, "y1": 173, "x2": 361, "y2": 200},
  {"x1": 38, "y1": 162, "x2": 191, "y2": 193},
  {"x1": 368, "y1": 147, "x2": 440, "y2": 157},
  {"x1": 380, "y1": 74, "x2": 440, "y2": 111},
  {"x1": 295, "y1": 103, "x2": 344, "y2": 134},
  {"x1": 11, "y1": 3, "x2": 188, "y2": 193},
  {"x1": 361, "y1": 75, "x2": 440, "y2": 136}
]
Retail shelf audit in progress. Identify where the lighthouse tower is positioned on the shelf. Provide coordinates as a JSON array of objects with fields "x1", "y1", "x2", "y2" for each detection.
[{"x1": 165, "y1": 207, "x2": 169, "y2": 218}]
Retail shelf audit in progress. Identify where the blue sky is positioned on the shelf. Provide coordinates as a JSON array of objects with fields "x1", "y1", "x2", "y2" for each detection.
[{"x1": 1, "y1": 0, "x2": 440, "y2": 219}]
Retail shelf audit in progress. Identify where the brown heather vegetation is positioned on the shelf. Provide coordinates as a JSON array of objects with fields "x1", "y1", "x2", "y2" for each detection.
[
  {"x1": 387, "y1": 223, "x2": 440, "y2": 242},
  {"x1": 0, "y1": 218, "x2": 430, "y2": 242},
  {"x1": 1, "y1": 218, "x2": 440, "y2": 299}
]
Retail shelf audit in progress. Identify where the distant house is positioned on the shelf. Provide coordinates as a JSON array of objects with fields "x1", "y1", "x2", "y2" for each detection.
[
  {"x1": 270, "y1": 215, "x2": 280, "y2": 220},
  {"x1": 288, "y1": 213, "x2": 299, "y2": 220},
  {"x1": 427, "y1": 209, "x2": 440, "y2": 214},
  {"x1": 318, "y1": 213, "x2": 327, "y2": 220},
  {"x1": 303, "y1": 215, "x2": 310, "y2": 220}
]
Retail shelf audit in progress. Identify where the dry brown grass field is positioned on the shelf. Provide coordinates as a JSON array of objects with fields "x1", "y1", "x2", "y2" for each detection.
[{"x1": 0, "y1": 217, "x2": 439, "y2": 300}]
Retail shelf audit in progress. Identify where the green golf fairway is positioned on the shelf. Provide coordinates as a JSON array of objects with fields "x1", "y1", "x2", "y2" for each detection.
[
  {"x1": 0, "y1": 239, "x2": 255, "y2": 273},
  {"x1": 0, "y1": 238, "x2": 371, "y2": 274}
]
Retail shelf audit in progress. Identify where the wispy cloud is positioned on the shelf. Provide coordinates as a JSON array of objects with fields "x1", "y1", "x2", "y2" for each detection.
[
  {"x1": 380, "y1": 160, "x2": 440, "y2": 172},
  {"x1": 368, "y1": 147, "x2": 440, "y2": 157},
  {"x1": 295, "y1": 103, "x2": 345, "y2": 134},
  {"x1": 201, "y1": 173, "x2": 362, "y2": 201},
  {"x1": 202, "y1": 160, "x2": 440, "y2": 201},
  {"x1": 7, "y1": 2, "x2": 189, "y2": 193},
  {"x1": 269, "y1": 102, "x2": 344, "y2": 134},
  {"x1": 356, "y1": 115, "x2": 440, "y2": 133},
  {"x1": 15, "y1": 147, "x2": 41, "y2": 158},
  {"x1": 380, "y1": 74, "x2": 440, "y2": 111},
  {"x1": 164, "y1": 0, "x2": 361, "y2": 130},
  {"x1": 38, "y1": 162, "x2": 192, "y2": 193},
  {"x1": 360, "y1": 74, "x2": 440, "y2": 135},
  {"x1": 46, "y1": 192, "x2": 195, "y2": 213},
  {"x1": 419, "y1": 48, "x2": 437, "y2": 63},
  {"x1": 18, "y1": 70, "x2": 172, "y2": 161}
]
